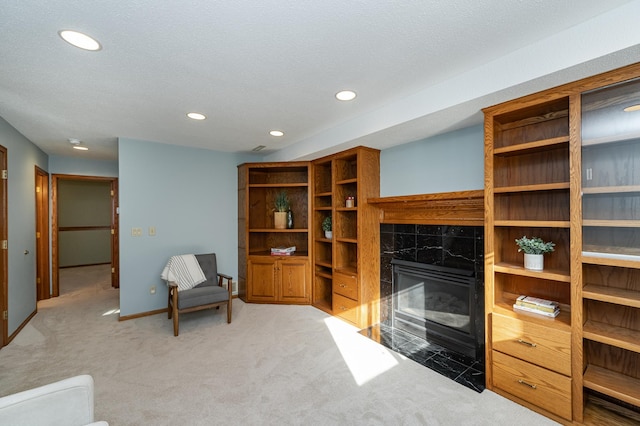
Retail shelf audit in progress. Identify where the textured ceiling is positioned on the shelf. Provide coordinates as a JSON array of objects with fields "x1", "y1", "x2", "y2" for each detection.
[{"x1": 0, "y1": 0, "x2": 638, "y2": 161}]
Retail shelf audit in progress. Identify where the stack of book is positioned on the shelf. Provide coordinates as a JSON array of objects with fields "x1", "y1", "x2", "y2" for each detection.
[
  {"x1": 513, "y1": 295, "x2": 560, "y2": 318},
  {"x1": 270, "y1": 246, "x2": 296, "y2": 256}
]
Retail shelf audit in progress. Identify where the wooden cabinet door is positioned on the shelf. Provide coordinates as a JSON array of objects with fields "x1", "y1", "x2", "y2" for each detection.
[
  {"x1": 247, "y1": 257, "x2": 277, "y2": 302},
  {"x1": 278, "y1": 258, "x2": 309, "y2": 303}
]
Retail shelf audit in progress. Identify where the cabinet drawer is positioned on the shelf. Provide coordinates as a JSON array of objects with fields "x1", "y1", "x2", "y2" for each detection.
[
  {"x1": 493, "y1": 351, "x2": 572, "y2": 420},
  {"x1": 333, "y1": 293, "x2": 359, "y2": 325},
  {"x1": 492, "y1": 313, "x2": 571, "y2": 376},
  {"x1": 333, "y1": 272, "x2": 358, "y2": 300}
]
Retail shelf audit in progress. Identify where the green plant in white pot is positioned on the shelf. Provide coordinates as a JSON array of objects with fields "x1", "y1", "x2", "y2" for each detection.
[
  {"x1": 322, "y1": 215, "x2": 332, "y2": 239},
  {"x1": 515, "y1": 236, "x2": 555, "y2": 271}
]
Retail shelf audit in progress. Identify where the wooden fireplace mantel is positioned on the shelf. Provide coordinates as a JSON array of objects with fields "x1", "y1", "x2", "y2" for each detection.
[{"x1": 367, "y1": 189, "x2": 485, "y2": 226}]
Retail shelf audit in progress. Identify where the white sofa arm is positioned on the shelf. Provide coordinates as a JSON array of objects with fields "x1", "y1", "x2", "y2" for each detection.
[{"x1": 0, "y1": 375, "x2": 107, "y2": 426}]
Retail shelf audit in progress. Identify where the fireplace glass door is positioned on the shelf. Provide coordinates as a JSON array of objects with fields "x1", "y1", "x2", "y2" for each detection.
[{"x1": 392, "y1": 259, "x2": 476, "y2": 356}]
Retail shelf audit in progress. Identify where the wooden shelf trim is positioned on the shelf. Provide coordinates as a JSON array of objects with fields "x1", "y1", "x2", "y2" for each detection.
[
  {"x1": 315, "y1": 191, "x2": 332, "y2": 197},
  {"x1": 249, "y1": 182, "x2": 308, "y2": 188},
  {"x1": 582, "y1": 250, "x2": 640, "y2": 269},
  {"x1": 336, "y1": 237, "x2": 358, "y2": 244},
  {"x1": 584, "y1": 365, "x2": 640, "y2": 407},
  {"x1": 494, "y1": 262, "x2": 571, "y2": 282},
  {"x1": 315, "y1": 270, "x2": 332, "y2": 279},
  {"x1": 494, "y1": 220, "x2": 570, "y2": 228},
  {"x1": 492, "y1": 303, "x2": 571, "y2": 330},
  {"x1": 583, "y1": 285, "x2": 640, "y2": 308},
  {"x1": 494, "y1": 182, "x2": 569, "y2": 193},
  {"x1": 583, "y1": 320, "x2": 640, "y2": 354},
  {"x1": 249, "y1": 228, "x2": 309, "y2": 233},
  {"x1": 583, "y1": 131, "x2": 640, "y2": 147},
  {"x1": 583, "y1": 185, "x2": 640, "y2": 195},
  {"x1": 248, "y1": 251, "x2": 309, "y2": 257},
  {"x1": 583, "y1": 219, "x2": 640, "y2": 228},
  {"x1": 368, "y1": 190, "x2": 484, "y2": 226},
  {"x1": 493, "y1": 136, "x2": 569, "y2": 156},
  {"x1": 336, "y1": 178, "x2": 358, "y2": 185}
]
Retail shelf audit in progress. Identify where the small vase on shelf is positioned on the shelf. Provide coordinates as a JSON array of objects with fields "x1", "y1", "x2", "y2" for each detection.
[
  {"x1": 274, "y1": 212, "x2": 286, "y2": 229},
  {"x1": 515, "y1": 236, "x2": 554, "y2": 271},
  {"x1": 524, "y1": 253, "x2": 544, "y2": 271},
  {"x1": 286, "y1": 210, "x2": 294, "y2": 229}
]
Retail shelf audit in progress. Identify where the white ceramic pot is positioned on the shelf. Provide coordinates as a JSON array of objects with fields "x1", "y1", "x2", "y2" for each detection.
[
  {"x1": 524, "y1": 253, "x2": 544, "y2": 271},
  {"x1": 324, "y1": 231, "x2": 332, "y2": 239}
]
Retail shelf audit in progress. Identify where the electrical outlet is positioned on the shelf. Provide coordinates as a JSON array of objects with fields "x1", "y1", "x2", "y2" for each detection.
[{"x1": 150, "y1": 285, "x2": 156, "y2": 295}]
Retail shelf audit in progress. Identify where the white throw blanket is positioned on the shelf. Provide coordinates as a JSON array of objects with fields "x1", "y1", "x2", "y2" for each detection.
[{"x1": 161, "y1": 254, "x2": 206, "y2": 291}]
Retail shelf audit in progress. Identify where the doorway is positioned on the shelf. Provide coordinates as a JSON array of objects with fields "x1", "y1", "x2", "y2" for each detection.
[
  {"x1": 51, "y1": 175, "x2": 119, "y2": 296},
  {"x1": 35, "y1": 166, "x2": 50, "y2": 300},
  {"x1": 0, "y1": 145, "x2": 7, "y2": 347}
]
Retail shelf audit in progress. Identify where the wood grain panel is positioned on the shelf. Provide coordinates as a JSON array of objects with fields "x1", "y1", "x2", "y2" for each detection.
[
  {"x1": 493, "y1": 351, "x2": 572, "y2": 420},
  {"x1": 368, "y1": 190, "x2": 484, "y2": 226},
  {"x1": 493, "y1": 313, "x2": 572, "y2": 375}
]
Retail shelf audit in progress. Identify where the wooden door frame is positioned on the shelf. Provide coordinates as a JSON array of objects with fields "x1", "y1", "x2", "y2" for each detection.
[
  {"x1": 0, "y1": 145, "x2": 7, "y2": 347},
  {"x1": 35, "y1": 166, "x2": 50, "y2": 300},
  {"x1": 51, "y1": 174, "x2": 119, "y2": 296}
]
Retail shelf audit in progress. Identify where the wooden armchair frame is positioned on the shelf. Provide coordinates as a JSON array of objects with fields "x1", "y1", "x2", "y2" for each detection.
[{"x1": 167, "y1": 263, "x2": 233, "y2": 336}]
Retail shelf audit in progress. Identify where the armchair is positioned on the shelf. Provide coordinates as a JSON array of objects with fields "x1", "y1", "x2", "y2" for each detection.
[
  {"x1": 0, "y1": 375, "x2": 107, "y2": 426},
  {"x1": 166, "y1": 253, "x2": 232, "y2": 336}
]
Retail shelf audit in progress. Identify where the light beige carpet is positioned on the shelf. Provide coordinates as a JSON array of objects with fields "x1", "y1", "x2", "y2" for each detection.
[{"x1": 0, "y1": 265, "x2": 558, "y2": 425}]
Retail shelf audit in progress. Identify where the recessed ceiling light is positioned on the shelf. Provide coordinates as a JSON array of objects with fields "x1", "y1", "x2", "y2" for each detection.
[
  {"x1": 58, "y1": 30, "x2": 101, "y2": 51},
  {"x1": 623, "y1": 104, "x2": 640, "y2": 112},
  {"x1": 335, "y1": 90, "x2": 357, "y2": 101},
  {"x1": 68, "y1": 138, "x2": 88, "y2": 150},
  {"x1": 269, "y1": 130, "x2": 284, "y2": 137},
  {"x1": 187, "y1": 112, "x2": 206, "y2": 120}
]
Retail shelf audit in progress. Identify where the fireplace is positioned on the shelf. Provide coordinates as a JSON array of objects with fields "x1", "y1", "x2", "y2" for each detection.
[
  {"x1": 392, "y1": 259, "x2": 477, "y2": 358},
  {"x1": 380, "y1": 224, "x2": 485, "y2": 366}
]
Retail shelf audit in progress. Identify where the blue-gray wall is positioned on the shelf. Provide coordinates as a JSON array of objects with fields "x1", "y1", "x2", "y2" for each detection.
[
  {"x1": 49, "y1": 155, "x2": 118, "y2": 177},
  {"x1": 380, "y1": 125, "x2": 484, "y2": 196},
  {"x1": 117, "y1": 138, "x2": 252, "y2": 316},
  {"x1": 0, "y1": 117, "x2": 48, "y2": 335}
]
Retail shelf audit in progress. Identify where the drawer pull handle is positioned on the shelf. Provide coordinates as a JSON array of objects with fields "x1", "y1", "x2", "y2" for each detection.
[
  {"x1": 517, "y1": 339, "x2": 537, "y2": 348},
  {"x1": 518, "y1": 379, "x2": 537, "y2": 389},
  {"x1": 339, "y1": 283, "x2": 347, "y2": 288},
  {"x1": 340, "y1": 306, "x2": 348, "y2": 311}
]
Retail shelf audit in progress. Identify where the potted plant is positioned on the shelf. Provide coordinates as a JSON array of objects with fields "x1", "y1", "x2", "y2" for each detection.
[
  {"x1": 515, "y1": 236, "x2": 555, "y2": 271},
  {"x1": 274, "y1": 190, "x2": 290, "y2": 229},
  {"x1": 322, "y1": 215, "x2": 332, "y2": 239}
]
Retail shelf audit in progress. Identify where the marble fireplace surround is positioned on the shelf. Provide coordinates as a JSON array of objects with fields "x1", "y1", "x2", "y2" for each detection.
[{"x1": 367, "y1": 190, "x2": 486, "y2": 391}]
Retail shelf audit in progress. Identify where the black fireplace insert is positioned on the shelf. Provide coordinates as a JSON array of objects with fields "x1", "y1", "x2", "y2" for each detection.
[{"x1": 392, "y1": 259, "x2": 478, "y2": 359}]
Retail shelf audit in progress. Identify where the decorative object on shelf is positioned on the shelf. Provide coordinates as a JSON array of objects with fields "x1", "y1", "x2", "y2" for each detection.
[
  {"x1": 515, "y1": 236, "x2": 555, "y2": 271},
  {"x1": 274, "y1": 190, "x2": 290, "y2": 229},
  {"x1": 345, "y1": 196, "x2": 355, "y2": 208},
  {"x1": 322, "y1": 215, "x2": 332, "y2": 239},
  {"x1": 271, "y1": 245, "x2": 296, "y2": 256},
  {"x1": 286, "y1": 209, "x2": 294, "y2": 229},
  {"x1": 514, "y1": 295, "x2": 560, "y2": 317}
]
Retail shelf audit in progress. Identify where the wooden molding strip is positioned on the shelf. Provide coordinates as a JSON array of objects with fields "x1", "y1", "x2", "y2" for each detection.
[{"x1": 368, "y1": 189, "x2": 484, "y2": 225}]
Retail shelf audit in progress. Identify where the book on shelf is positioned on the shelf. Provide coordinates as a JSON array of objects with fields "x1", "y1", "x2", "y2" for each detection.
[
  {"x1": 270, "y1": 251, "x2": 293, "y2": 256},
  {"x1": 513, "y1": 303, "x2": 560, "y2": 318},
  {"x1": 515, "y1": 295, "x2": 559, "y2": 314},
  {"x1": 270, "y1": 246, "x2": 296, "y2": 254}
]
